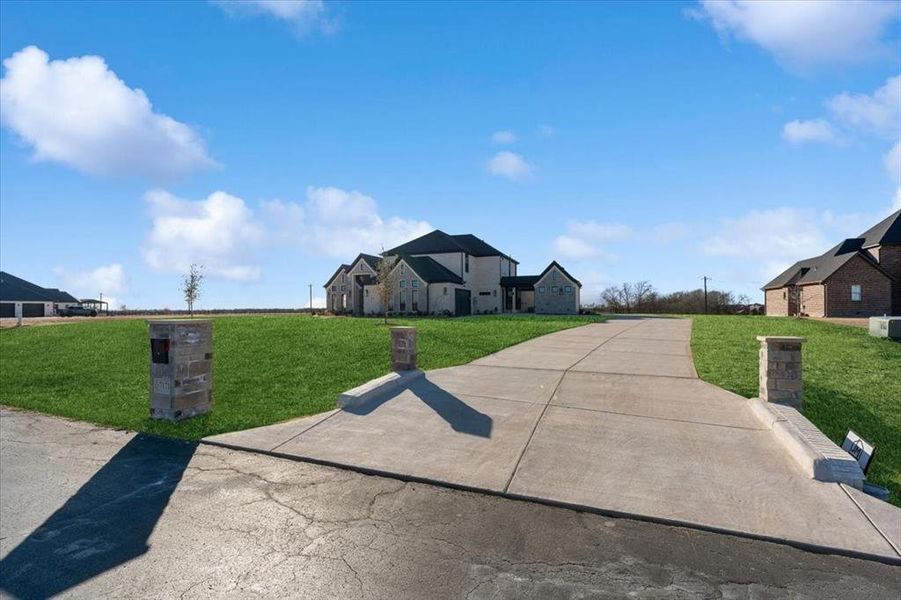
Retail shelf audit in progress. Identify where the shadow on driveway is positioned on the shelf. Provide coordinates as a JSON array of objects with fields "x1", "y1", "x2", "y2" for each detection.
[
  {"x1": 0, "y1": 434, "x2": 196, "y2": 600},
  {"x1": 343, "y1": 376, "x2": 493, "y2": 438}
]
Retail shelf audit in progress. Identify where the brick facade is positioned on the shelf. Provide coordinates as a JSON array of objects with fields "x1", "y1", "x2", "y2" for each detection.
[
  {"x1": 824, "y1": 253, "x2": 892, "y2": 317},
  {"x1": 765, "y1": 288, "x2": 789, "y2": 316},
  {"x1": 799, "y1": 284, "x2": 826, "y2": 318}
]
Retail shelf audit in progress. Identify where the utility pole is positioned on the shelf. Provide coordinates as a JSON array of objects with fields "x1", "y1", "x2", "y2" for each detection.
[
  {"x1": 701, "y1": 276, "x2": 710, "y2": 314},
  {"x1": 99, "y1": 291, "x2": 104, "y2": 315},
  {"x1": 308, "y1": 284, "x2": 313, "y2": 314}
]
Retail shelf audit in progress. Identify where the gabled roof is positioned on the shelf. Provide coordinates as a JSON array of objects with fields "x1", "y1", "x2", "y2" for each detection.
[
  {"x1": 395, "y1": 254, "x2": 465, "y2": 284},
  {"x1": 323, "y1": 264, "x2": 350, "y2": 288},
  {"x1": 857, "y1": 209, "x2": 900, "y2": 248},
  {"x1": 350, "y1": 253, "x2": 382, "y2": 271},
  {"x1": 762, "y1": 210, "x2": 900, "y2": 290},
  {"x1": 536, "y1": 261, "x2": 582, "y2": 287},
  {"x1": 762, "y1": 244, "x2": 890, "y2": 290},
  {"x1": 0, "y1": 271, "x2": 79, "y2": 303},
  {"x1": 384, "y1": 229, "x2": 518, "y2": 263}
]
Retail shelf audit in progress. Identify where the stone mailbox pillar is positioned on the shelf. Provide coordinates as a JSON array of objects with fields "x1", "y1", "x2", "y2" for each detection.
[
  {"x1": 757, "y1": 336, "x2": 805, "y2": 410},
  {"x1": 149, "y1": 319, "x2": 213, "y2": 421},
  {"x1": 390, "y1": 326, "x2": 418, "y2": 371}
]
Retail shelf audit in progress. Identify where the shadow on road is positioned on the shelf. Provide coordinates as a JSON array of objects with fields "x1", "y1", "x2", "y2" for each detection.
[{"x1": 0, "y1": 434, "x2": 196, "y2": 600}]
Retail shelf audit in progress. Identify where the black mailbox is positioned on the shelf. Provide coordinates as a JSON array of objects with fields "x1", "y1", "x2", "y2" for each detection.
[{"x1": 150, "y1": 338, "x2": 170, "y2": 364}]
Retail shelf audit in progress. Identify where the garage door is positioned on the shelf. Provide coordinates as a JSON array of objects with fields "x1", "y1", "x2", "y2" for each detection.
[
  {"x1": 454, "y1": 289, "x2": 471, "y2": 316},
  {"x1": 0, "y1": 304, "x2": 14, "y2": 318},
  {"x1": 22, "y1": 303, "x2": 45, "y2": 317}
]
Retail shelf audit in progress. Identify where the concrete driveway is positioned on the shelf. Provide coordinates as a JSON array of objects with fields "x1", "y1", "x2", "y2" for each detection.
[{"x1": 206, "y1": 317, "x2": 901, "y2": 563}]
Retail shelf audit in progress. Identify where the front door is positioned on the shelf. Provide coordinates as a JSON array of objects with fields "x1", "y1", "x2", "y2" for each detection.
[{"x1": 455, "y1": 289, "x2": 471, "y2": 316}]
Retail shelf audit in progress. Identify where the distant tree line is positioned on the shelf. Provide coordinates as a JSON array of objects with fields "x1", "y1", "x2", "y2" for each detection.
[{"x1": 588, "y1": 281, "x2": 760, "y2": 314}]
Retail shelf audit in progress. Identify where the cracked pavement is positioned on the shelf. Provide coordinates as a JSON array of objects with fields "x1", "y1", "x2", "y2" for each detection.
[{"x1": 1, "y1": 408, "x2": 899, "y2": 599}]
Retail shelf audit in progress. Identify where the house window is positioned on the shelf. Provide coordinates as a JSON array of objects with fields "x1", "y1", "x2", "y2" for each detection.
[
  {"x1": 398, "y1": 290, "x2": 406, "y2": 312},
  {"x1": 538, "y1": 286, "x2": 545, "y2": 294},
  {"x1": 564, "y1": 286, "x2": 572, "y2": 294},
  {"x1": 400, "y1": 280, "x2": 406, "y2": 288},
  {"x1": 364, "y1": 288, "x2": 369, "y2": 297},
  {"x1": 465, "y1": 254, "x2": 469, "y2": 273},
  {"x1": 493, "y1": 289, "x2": 497, "y2": 296},
  {"x1": 443, "y1": 287, "x2": 448, "y2": 295},
  {"x1": 783, "y1": 291, "x2": 787, "y2": 299},
  {"x1": 412, "y1": 290, "x2": 419, "y2": 312},
  {"x1": 400, "y1": 264, "x2": 406, "y2": 275},
  {"x1": 331, "y1": 285, "x2": 336, "y2": 291},
  {"x1": 412, "y1": 280, "x2": 419, "y2": 288},
  {"x1": 850, "y1": 285, "x2": 862, "y2": 302},
  {"x1": 340, "y1": 285, "x2": 346, "y2": 291},
  {"x1": 479, "y1": 291, "x2": 491, "y2": 296},
  {"x1": 551, "y1": 286, "x2": 559, "y2": 293}
]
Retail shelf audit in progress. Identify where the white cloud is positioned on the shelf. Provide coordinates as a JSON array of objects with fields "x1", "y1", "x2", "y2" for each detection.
[
  {"x1": 143, "y1": 190, "x2": 263, "y2": 281},
  {"x1": 0, "y1": 46, "x2": 215, "y2": 179},
  {"x1": 551, "y1": 220, "x2": 630, "y2": 261},
  {"x1": 703, "y1": 208, "x2": 833, "y2": 278},
  {"x1": 53, "y1": 263, "x2": 127, "y2": 308},
  {"x1": 261, "y1": 186, "x2": 433, "y2": 258},
  {"x1": 310, "y1": 296, "x2": 326, "y2": 309},
  {"x1": 692, "y1": 0, "x2": 899, "y2": 69},
  {"x1": 827, "y1": 75, "x2": 901, "y2": 137},
  {"x1": 782, "y1": 119, "x2": 840, "y2": 145},
  {"x1": 213, "y1": 0, "x2": 335, "y2": 35},
  {"x1": 885, "y1": 141, "x2": 901, "y2": 182},
  {"x1": 487, "y1": 151, "x2": 533, "y2": 181},
  {"x1": 491, "y1": 130, "x2": 516, "y2": 144},
  {"x1": 552, "y1": 235, "x2": 602, "y2": 260}
]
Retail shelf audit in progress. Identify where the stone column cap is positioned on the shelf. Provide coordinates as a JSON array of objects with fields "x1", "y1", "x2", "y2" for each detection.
[{"x1": 756, "y1": 335, "x2": 806, "y2": 343}]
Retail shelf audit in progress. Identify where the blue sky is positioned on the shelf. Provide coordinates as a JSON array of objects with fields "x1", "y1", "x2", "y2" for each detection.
[{"x1": 1, "y1": 0, "x2": 899, "y2": 309}]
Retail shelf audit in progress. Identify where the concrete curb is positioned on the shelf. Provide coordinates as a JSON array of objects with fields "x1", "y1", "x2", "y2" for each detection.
[
  {"x1": 337, "y1": 369, "x2": 423, "y2": 409},
  {"x1": 748, "y1": 398, "x2": 864, "y2": 489}
]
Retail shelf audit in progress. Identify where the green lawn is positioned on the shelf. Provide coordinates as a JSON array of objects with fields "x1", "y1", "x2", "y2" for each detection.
[
  {"x1": 691, "y1": 315, "x2": 901, "y2": 506},
  {"x1": 0, "y1": 314, "x2": 602, "y2": 440}
]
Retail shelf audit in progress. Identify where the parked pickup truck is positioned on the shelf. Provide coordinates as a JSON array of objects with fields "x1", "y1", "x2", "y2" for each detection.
[{"x1": 59, "y1": 306, "x2": 98, "y2": 317}]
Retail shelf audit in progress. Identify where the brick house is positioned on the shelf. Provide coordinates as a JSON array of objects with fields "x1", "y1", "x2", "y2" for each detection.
[
  {"x1": 762, "y1": 209, "x2": 900, "y2": 317},
  {"x1": 324, "y1": 230, "x2": 581, "y2": 316}
]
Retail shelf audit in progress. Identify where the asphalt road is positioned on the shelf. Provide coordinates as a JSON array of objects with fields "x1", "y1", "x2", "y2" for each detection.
[{"x1": 1, "y1": 408, "x2": 898, "y2": 599}]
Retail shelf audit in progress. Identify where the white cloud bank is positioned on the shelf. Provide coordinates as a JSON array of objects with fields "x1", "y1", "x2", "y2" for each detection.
[
  {"x1": 0, "y1": 46, "x2": 215, "y2": 178},
  {"x1": 261, "y1": 186, "x2": 433, "y2": 258},
  {"x1": 692, "y1": 0, "x2": 899, "y2": 69},
  {"x1": 885, "y1": 141, "x2": 901, "y2": 182},
  {"x1": 782, "y1": 119, "x2": 839, "y2": 145},
  {"x1": 53, "y1": 263, "x2": 128, "y2": 308},
  {"x1": 703, "y1": 208, "x2": 831, "y2": 278},
  {"x1": 552, "y1": 220, "x2": 631, "y2": 261},
  {"x1": 827, "y1": 75, "x2": 901, "y2": 137},
  {"x1": 487, "y1": 151, "x2": 533, "y2": 181},
  {"x1": 213, "y1": 0, "x2": 335, "y2": 35},
  {"x1": 143, "y1": 190, "x2": 263, "y2": 282}
]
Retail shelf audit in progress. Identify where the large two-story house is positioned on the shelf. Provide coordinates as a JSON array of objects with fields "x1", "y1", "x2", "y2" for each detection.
[
  {"x1": 324, "y1": 230, "x2": 582, "y2": 316},
  {"x1": 762, "y1": 209, "x2": 900, "y2": 317}
]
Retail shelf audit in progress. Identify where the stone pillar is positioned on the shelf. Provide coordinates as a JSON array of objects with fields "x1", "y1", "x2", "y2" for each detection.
[
  {"x1": 390, "y1": 326, "x2": 417, "y2": 371},
  {"x1": 757, "y1": 336, "x2": 805, "y2": 410},
  {"x1": 149, "y1": 319, "x2": 213, "y2": 421}
]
